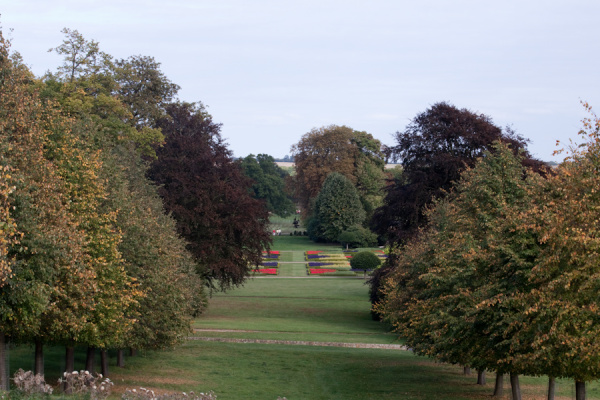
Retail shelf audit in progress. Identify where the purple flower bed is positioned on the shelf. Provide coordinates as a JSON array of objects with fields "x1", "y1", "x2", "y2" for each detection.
[
  {"x1": 263, "y1": 254, "x2": 280, "y2": 259},
  {"x1": 308, "y1": 262, "x2": 334, "y2": 267},
  {"x1": 261, "y1": 262, "x2": 278, "y2": 267},
  {"x1": 307, "y1": 254, "x2": 329, "y2": 259}
]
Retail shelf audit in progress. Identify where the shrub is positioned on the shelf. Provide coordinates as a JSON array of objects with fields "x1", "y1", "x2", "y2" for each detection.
[
  {"x1": 350, "y1": 251, "x2": 381, "y2": 278},
  {"x1": 11, "y1": 369, "x2": 53, "y2": 396},
  {"x1": 58, "y1": 370, "x2": 113, "y2": 400},
  {"x1": 338, "y1": 225, "x2": 377, "y2": 249}
]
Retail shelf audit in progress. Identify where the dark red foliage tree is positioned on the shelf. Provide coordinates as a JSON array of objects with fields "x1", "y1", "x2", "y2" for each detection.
[
  {"x1": 147, "y1": 102, "x2": 271, "y2": 291},
  {"x1": 368, "y1": 102, "x2": 545, "y2": 319},
  {"x1": 370, "y1": 102, "x2": 543, "y2": 244}
]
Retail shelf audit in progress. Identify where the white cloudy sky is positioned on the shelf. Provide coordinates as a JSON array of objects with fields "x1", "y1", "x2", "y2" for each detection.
[{"x1": 2, "y1": 1, "x2": 599, "y2": 161}]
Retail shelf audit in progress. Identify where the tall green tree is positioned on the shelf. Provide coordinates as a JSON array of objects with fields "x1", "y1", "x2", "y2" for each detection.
[
  {"x1": 239, "y1": 154, "x2": 295, "y2": 216},
  {"x1": 377, "y1": 142, "x2": 544, "y2": 399},
  {"x1": 308, "y1": 172, "x2": 366, "y2": 243},
  {"x1": 45, "y1": 28, "x2": 196, "y2": 370},
  {"x1": 0, "y1": 33, "x2": 96, "y2": 378}
]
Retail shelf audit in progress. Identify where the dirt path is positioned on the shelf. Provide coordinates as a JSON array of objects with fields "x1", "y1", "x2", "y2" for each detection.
[
  {"x1": 188, "y1": 336, "x2": 408, "y2": 350},
  {"x1": 189, "y1": 329, "x2": 408, "y2": 350}
]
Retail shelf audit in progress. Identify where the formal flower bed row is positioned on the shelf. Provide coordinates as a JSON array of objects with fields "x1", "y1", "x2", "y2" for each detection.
[
  {"x1": 308, "y1": 261, "x2": 334, "y2": 267},
  {"x1": 263, "y1": 254, "x2": 280, "y2": 259},
  {"x1": 306, "y1": 250, "x2": 323, "y2": 255},
  {"x1": 305, "y1": 251, "x2": 351, "y2": 261},
  {"x1": 252, "y1": 268, "x2": 278, "y2": 275},
  {"x1": 262, "y1": 250, "x2": 280, "y2": 259},
  {"x1": 261, "y1": 261, "x2": 279, "y2": 267},
  {"x1": 308, "y1": 268, "x2": 337, "y2": 274}
]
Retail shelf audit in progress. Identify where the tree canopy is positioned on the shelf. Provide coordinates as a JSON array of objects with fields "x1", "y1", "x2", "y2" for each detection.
[
  {"x1": 350, "y1": 251, "x2": 381, "y2": 278},
  {"x1": 376, "y1": 126, "x2": 600, "y2": 399},
  {"x1": 370, "y1": 102, "x2": 543, "y2": 244},
  {"x1": 148, "y1": 102, "x2": 272, "y2": 291},
  {"x1": 290, "y1": 125, "x2": 385, "y2": 218},
  {"x1": 307, "y1": 172, "x2": 366, "y2": 243},
  {"x1": 239, "y1": 154, "x2": 295, "y2": 216}
]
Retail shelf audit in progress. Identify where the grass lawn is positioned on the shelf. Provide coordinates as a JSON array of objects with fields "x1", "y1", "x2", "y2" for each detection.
[{"x1": 7, "y1": 236, "x2": 600, "y2": 399}]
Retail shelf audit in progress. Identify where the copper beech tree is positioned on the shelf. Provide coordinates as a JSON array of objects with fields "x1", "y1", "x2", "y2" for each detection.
[
  {"x1": 148, "y1": 102, "x2": 272, "y2": 291},
  {"x1": 370, "y1": 102, "x2": 542, "y2": 244}
]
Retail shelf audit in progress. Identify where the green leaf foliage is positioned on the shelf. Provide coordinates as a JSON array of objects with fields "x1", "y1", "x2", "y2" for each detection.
[
  {"x1": 239, "y1": 154, "x2": 295, "y2": 216},
  {"x1": 309, "y1": 172, "x2": 366, "y2": 243},
  {"x1": 349, "y1": 251, "x2": 381, "y2": 271}
]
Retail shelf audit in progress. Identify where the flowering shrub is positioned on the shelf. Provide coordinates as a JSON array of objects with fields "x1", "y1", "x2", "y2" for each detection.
[
  {"x1": 58, "y1": 370, "x2": 113, "y2": 400},
  {"x1": 122, "y1": 387, "x2": 216, "y2": 400},
  {"x1": 11, "y1": 369, "x2": 53, "y2": 396}
]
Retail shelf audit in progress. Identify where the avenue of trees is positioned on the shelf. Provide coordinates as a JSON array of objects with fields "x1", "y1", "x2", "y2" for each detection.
[
  {"x1": 287, "y1": 101, "x2": 600, "y2": 398},
  {"x1": 0, "y1": 28, "x2": 270, "y2": 389},
  {"x1": 373, "y1": 109, "x2": 600, "y2": 400},
  {"x1": 2, "y1": 24, "x2": 599, "y2": 400}
]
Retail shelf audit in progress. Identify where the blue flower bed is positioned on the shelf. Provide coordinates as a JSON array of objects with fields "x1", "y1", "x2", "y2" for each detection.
[
  {"x1": 263, "y1": 254, "x2": 280, "y2": 259},
  {"x1": 261, "y1": 262, "x2": 278, "y2": 267},
  {"x1": 306, "y1": 254, "x2": 329, "y2": 259},
  {"x1": 308, "y1": 262, "x2": 334, "y2": 267}
]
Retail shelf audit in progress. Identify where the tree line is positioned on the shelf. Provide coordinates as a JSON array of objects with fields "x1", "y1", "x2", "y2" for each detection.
[
  {"x1": 0, "y1": 28, "x2": 270, "y2": 389},
  {"x1": 369, "y1": 106, "x2": 600, "y2": 399},
  {"x1": 287, "y1": 102, "x2": 600, "y2": 399}
]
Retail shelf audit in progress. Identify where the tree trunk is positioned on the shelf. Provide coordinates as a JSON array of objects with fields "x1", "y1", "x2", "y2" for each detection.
[
  {"x1": 575, "y1": 381, "x2": 586, "y2": 400},
  {"x1": 65, "y1": 346, "x2": 75, "y2": 373},
  {"x1": 129, "y1": 348, "x2": 137, "y2": 357},
  {"x1": 493, "y1": 373, "x2": 504, "y2": 397},
  {"x1": 510, "y1": 373, "x2": 521, "y2": 400},
  {"x1": 547, "y1": 376, "x2": 555, "y2": 400},
  {"x1": 116, "y1": 349, "x2": 125, "y2": 368},
  {"x1": 463, "y1": 366, "x2": 471, "y2": 375},
  {"x1": 0, "y1": 332, "x2": 8, "y2": 391},
  {"x1": 64, "y1": 346, "x2": 75, "y2": 393},
  {"x1": 477, "y1": 369, "x2": 486, "y2": 385},
  {"x1": 100, "y1": 350, "x2": 109, "y2": 377},
  {"x1": 85, "y1": 347, "x2": 95, "y2": 373},
  {"x1": 34, "y1": 340, "x2": 44, "y2": 376}
]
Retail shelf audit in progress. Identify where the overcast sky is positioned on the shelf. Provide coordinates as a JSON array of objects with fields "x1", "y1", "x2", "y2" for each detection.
[{"x1": 2, "y1": 1, "x2": 599, "y2": 161}]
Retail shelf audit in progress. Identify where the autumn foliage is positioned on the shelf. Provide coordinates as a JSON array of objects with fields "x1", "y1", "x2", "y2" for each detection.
[
  {"x1": 0, "y1": 27, "x2": 268, "y2": 387},
  {"x1": 375, "y1": 118, "x2": 600, "y2": 398}
]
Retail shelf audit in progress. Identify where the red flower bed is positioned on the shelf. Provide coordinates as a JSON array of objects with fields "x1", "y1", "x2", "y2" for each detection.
[
  {"x1": 262, "y1": 250, "x2": 280, "y2": 255},
  {"x1": 306, "y1": 251, "x2": 323, "y2": 254},
  {"x1": 309, "y1": 268, "x2": 337, "y2": 274},
  {"x1": 252, "y1": 268, "x2": 278, "y2": 274}
]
